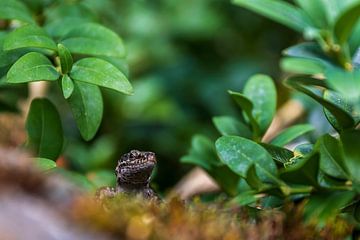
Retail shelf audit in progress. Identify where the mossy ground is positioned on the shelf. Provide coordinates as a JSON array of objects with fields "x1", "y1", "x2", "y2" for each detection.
[{"x1": 72, "y1": 195, "x2": 353, "y2": 240}]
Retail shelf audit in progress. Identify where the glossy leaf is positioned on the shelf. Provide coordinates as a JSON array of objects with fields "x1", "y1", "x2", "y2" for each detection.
[
  {"x1": 280, "y1": 153, "x2": 320, "y2": 187},
  {"x1": 25, "y1": 98, "x2": 63, "y2": 160},
  {"x1": 243, "y1": 74, "x2": 276, "y2": 135},
  {"x1": 45, "y1": 17, "x2": 96, "y2": 38},
  {"x1": 58, "y1": 43, "x2": 73, "y2": 74},
  {"x1": 0, "y1": 0, "x2": 34, "y2": 23},
  {"x1": 294, "y1": 0, "x2": 328, "y2": 28},
  {"x1": 354, "y1": 201, "x2": 360, "y2": 222},
  {"x1": 34, "y1": 157, "x2": 56, "y2": 171},
  {"x1": 246, "y1": 164, "x2": 270, "y2": 190},
  {"x1": 7, "y1": 52, "x2": 60, "y2": 83},
  {"x1": 181, "y1": 134, "x2": 221, "y2": 170},
  {"x1": 340, "y1": 130, "x2": 360, "y2": 184},
  {"x1": 181, "y1": 135, "x2": 240, "y2": 196},
  {"x1": 67, "y1": 81, "x2": 103, "y2": 141},
  {"x1": 45, "y1": 3, "x2": 97, "y2": 23},
  {"x1": 4, "y1": 24, "x2": 57, "y2": 51},
  {"x1": 323, "y1": 90, "x2": 358, "y2": 132},
  {"x1": 61, "y1": 22, "x2": 126, "y2": 58},
  {"x1": 210, "y1": 165, "x2": 241, "y2": 196},
  {"x1": 61, "y1": 74, "x2": 74, "y2": 99},
  {"x1": 294, "y1": 143, "x2": 313, "y2": 156},
  {"x1": 230, "y1": 190, "x2": 261, "y2": 206},
  {"x1": 100, "y1": 56, "x2": 130, "y2": 78},
  {"x1": 285, "y1": 76, "x2": 355, "y2": 130},
  {"x1": 320, "y1": 0, "x2": 357, "y2": 25},
  {"x1": 349, "y1": 21, "x2": 360, "y2": 55},
  {"x1": 70, "y1": 58, "x2": 133, "y2": 95},
  {"x1": 317, "y1": 172, "x2": 348, "y2": 190},
  {"x1": 216, "y1": 136, "x2": 279, "y2": 184},
  {"x1": 0, "y1": 33, "x2": 28, "y2": 68},
  {"x1": 260, "y1": 143, "x2": 294, "y2": 164},
  {"x1": 280, "y1": 57, "x2": 324, "y2": 74},
  {"x1": 325, "y1": 66, "x2": 360, "y2": 101},
  {"x1": 232, "y1": 0, "x2": 311, "y2": 32},
  {"x1": 283, "y1": 42, "x2": 332, "y2": 67},
  {"x1": 317, "y1": 134, "x2": 348, "y2": 179},
  {"x1": 304, "y1": 191, "x2": 356, "y2": 224},
  {"x1": 334, "y1": 2, "x2": 360, "y2": 44},
  {"x1": 228, "y1": 90, "x2": 260, "y2": 138},
  {"x1": 270, "y1": 124, "x2": 314, "y2": 146},
  {"x1": 212, "y1": 116, "x2": 252, "y2": 138}
]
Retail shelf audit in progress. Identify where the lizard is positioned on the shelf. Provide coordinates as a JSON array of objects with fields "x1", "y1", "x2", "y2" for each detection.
[{"x1": 96, "y1": 149, "x2": 160, "y2": 201}]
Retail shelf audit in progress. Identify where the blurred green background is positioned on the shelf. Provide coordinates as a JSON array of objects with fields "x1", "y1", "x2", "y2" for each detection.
[{"x1": 41, "y1": 0, "x2": 298, "y2": 192}]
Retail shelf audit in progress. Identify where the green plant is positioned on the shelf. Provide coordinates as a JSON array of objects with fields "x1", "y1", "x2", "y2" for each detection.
[
  {"x1": 182, "y1": 0, "x2": 360, "y2": 226},
  {"x1": 0, "y1": 0, "x2": 131, "y2": 186}
]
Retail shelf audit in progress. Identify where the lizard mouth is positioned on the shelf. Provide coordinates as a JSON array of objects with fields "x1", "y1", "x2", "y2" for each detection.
[{"x1": 147, "y1": 154, "x2": 156, "y2": 164}]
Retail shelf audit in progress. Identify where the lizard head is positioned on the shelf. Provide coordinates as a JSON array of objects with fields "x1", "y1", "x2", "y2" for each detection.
[{"x1": 115, "y1": 150, "x2": 156, "y2": 187}]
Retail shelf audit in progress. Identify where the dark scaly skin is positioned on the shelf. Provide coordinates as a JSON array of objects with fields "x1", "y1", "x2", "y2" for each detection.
[{"x1": 96, "y1": 150, "x2": 160, "y2": 201}]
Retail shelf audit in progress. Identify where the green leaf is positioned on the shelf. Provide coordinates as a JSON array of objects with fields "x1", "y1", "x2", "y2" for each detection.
[
  {"x1": 70, "y1": 58, "x2": 133, "y2": 95},
  {"x1": 283, "y1": 43, "x2": 332, "y2": 67},
  {"x1": 181, "y1": 135, "x2": 221, "y2": 170},
  {"x1": 4, "y1": 24, "x2": 57, "y2": 51},
  {"x1": 349, "y1": 21, "x2": 360, "y2": 54},
  {"x1": 181, "y1": 135, "x2": 240, "y2": 196},
  {"x1": 320, "y1": 0, "x2": 356, "y2": 26},
  {"x1": 354, "y1": 201, "x2": 360, "y2": 222},
  {"x1": 0, "y1": 33, "x2": 28, "y2": 68},
  {"x1": 7, "y1": 52, "x2": 60, "y2": 83},
  {"x1": 45, "y1": 17, "x2": 96, "y2": 38},
  {"x1": 280, "y1": 152, "x2": 320, "y2": 187},
  {"x1": 33, "y1": 157, "x2": 56, "y2": 171},
  {"x1": 323, "y1": 90, "x2": 358, "y2": 132},
  {"x1": 243, "y1": 74, "x2": 277, "y2": 135},
  {"x1": 334, "y1": 2, "x2": 360, "y2": 44},
  {"x1": 45, "y1": 3, "x2": 97, "y2": 24},
  {"x1": 26, "y1": 98, "x2": 63, "y2": 160},
  {"x1": 317, "y1": 134, "x2": 349, "y2": 179},
  {"x1": 318, "y1": 172, "x2": 348, "y2": 190},
  {"x1": 304, "y1": 191, "x2": 356, "y2": 224},
  {"x1": 228, "y1": 90, "x2": 260, "y2": 139},
  {"x1": 215, "y1": 136, "x2": 279, "y2": 184},
  {"x1": 57, "y1": 43, "x2": 73, "y2": 74},
  {"x1": 67, "y1": 81, "x2": 103, "y2": 141},
  {"x1": 232, "y1": 0, "x2": 311, "y2": 32},
  {"x1": 61, "y1": 22, "x2": 126, "y2": 58},
  {"x1": 285, "y1": 76, "x2": 355, "y2": 130},
  {"x1": 210, "y1": 165, "x2": 241, "y2": 196},
  {"x1": 270, "y1": 124, "x2": 314, "y2": 146},
  {"x1": 340, "y1": 130, "x2": 360, "y2": 184},
  {"x1": 294, "y1": 0, "x2": 328, "y2": 28},
  {"x1": 294, "y1": 143, "x2": 313, "y2": 156},
  {"x1": 99, "y1": 56, "x2": 130, "y2": 78},
  {"x1": 280, "y1": 57, "x2": 324, "y2": 74},
  {"x1": 61, "y1": 74, "x2": 74, "y2": 99},
  {"x1": 212, "y1": 116, "x2": 252, "y2": 138},
  {"x1": 325, "y1": 66, "x2": 360, "y2": 101},
  {"x1": 260, "y1": 143, "x2": 294, "y2": 164},
  {"x1": 0, "y1": 0, "x2": 34, "y2": 23},
  {"x1": 246, "y1": 164, "x2": 270, "y2": 190},
  {"x1": 230, "y1": 190, "x2": 261, "y2": 206}
]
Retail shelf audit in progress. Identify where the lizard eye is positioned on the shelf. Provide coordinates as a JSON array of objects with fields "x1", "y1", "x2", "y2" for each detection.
[{"x1": 130, "y1": 150, "x2": 140, "y2": 158}]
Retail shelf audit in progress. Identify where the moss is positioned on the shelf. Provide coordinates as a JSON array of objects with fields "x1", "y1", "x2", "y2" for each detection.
[{"x1": 72, "y1": 196, "x2": 353, "y2": 240}]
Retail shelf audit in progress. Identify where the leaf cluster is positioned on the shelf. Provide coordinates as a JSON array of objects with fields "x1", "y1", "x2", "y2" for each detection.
[
  {"x1": 182, "y1": 0, "x2": 360, "y2": 225},
  {"x1": 0, "y1": 0, "x2": 132, "y2": 181}
]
